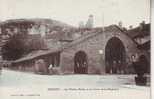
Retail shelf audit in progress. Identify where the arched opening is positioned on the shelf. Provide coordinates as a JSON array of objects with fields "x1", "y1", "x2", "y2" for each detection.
[
  {"x1": 74, "y1": 51, "x2": 88, "y2": 74},
  {"x1": 105, "y1": 37, "x2": 126, "y2": 74}
]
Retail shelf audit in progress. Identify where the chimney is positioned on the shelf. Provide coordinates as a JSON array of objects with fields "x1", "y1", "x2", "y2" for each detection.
[
  {"x1": 139, "y1": 21, "x2": 145, "y2": 30},
  {"x1": 129, "y1": 25, "x2": 133, "y2": 29},
  {"x1": 118, "y1": 21, "x2": 122, "y2": 28}
]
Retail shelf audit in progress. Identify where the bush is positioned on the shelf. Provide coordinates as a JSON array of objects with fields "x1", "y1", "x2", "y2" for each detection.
[{"x1": 1, "y1": 34, "x2": 27, "y2": 60}]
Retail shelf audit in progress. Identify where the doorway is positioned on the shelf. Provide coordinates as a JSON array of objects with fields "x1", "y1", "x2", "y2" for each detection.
[
  {"x1": 105, "y1": 37, "x2": 126, "y2": 74},
  {"x1": 74, "y1": 51, "x2": 88, "y2": 74}
]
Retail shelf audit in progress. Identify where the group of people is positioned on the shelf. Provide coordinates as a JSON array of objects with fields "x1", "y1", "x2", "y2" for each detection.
[
  {"x1": 106, "y1": 60, "x2": 124, "y2": 74},
  {"x1": 74, "y1": 61, "x2": 88, "y2": 73},
  {"x1": 113, "y1": 60, "x2": 124, "y2": 74},
  {"x1": 106, "y1": 53, "x2": 148, "y2": 74}
]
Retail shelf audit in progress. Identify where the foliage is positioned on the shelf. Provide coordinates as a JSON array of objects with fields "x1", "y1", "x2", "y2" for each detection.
[{"x1": 1, "y1": 34, "x2": 27, "y2": 60}]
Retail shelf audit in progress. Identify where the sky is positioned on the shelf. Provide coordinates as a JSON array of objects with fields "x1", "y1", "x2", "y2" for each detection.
[{"x1": 0, "y1": 0, "x2": 150, "y2": 28}]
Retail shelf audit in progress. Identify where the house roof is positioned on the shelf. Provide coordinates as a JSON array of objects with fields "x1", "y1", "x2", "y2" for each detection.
[
  {"x1": 125, "y1": 24, "x2": 150, "y2": 39},
  {"x1": 13, "y1": 48, "x2": 62, "y2": 64},
  {"x1": 137, "y1": 41, "x2": 150, "y2": 50}
]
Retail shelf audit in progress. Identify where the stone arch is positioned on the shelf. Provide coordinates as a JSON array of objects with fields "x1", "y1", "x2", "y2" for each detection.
[
  {"x1": 105, "y1": 37, "x2": 126, "y2": 74},
  {"x1": 74, "y1": 51, "x2": 88, "y2": 74}
]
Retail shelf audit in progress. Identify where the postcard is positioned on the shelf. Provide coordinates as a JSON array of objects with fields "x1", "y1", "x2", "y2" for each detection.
[{"x1": 0, "y1": 0, "x2": 151, "y2": 99}]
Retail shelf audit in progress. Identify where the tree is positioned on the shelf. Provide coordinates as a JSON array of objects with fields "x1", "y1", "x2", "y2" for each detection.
[{"x1": 1, "y1": 34, "x2": 27, "y2": 60}]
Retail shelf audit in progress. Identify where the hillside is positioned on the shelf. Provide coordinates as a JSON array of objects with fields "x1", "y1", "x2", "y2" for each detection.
[{"x1": 0, "y1": 18, "x2": 75, "y2": 28}]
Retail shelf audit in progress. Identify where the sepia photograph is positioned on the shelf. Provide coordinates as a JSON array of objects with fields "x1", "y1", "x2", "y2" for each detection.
[{"x1": 0, "y1": 0, "x2": 151, "y2": 99}]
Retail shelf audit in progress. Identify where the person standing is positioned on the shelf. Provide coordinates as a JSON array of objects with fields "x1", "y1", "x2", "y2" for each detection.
[
  {"x1": 48, "y1": 64, "x2": 54, "y2": 74},
  {"x1": 131, "y1": 54, "x2": 139, "y2": 75},
  {"x1": 112, "y1": 60, "x2": 117, "y2": 74}
]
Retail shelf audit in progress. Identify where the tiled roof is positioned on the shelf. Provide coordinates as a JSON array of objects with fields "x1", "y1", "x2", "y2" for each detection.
[
  {"x1": 125, "y1": 24, "x2": 150, "y2": 39},
  {"x1": 13, "y1": 48, "x2": 62, "y2": 63}
]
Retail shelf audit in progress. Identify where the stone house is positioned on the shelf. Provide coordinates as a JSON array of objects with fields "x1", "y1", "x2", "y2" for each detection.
[
  {"x1": 126, "y1": 22, "x2": 150, "y2": 73},
  {"x1": 12, "y1": 49, "x2": 61, "y2": 74}
]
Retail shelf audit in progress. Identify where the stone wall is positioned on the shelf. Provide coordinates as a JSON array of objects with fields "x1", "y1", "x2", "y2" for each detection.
[{"x1": 60, "y1": 26, "x2": 140, "y2": 74}]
